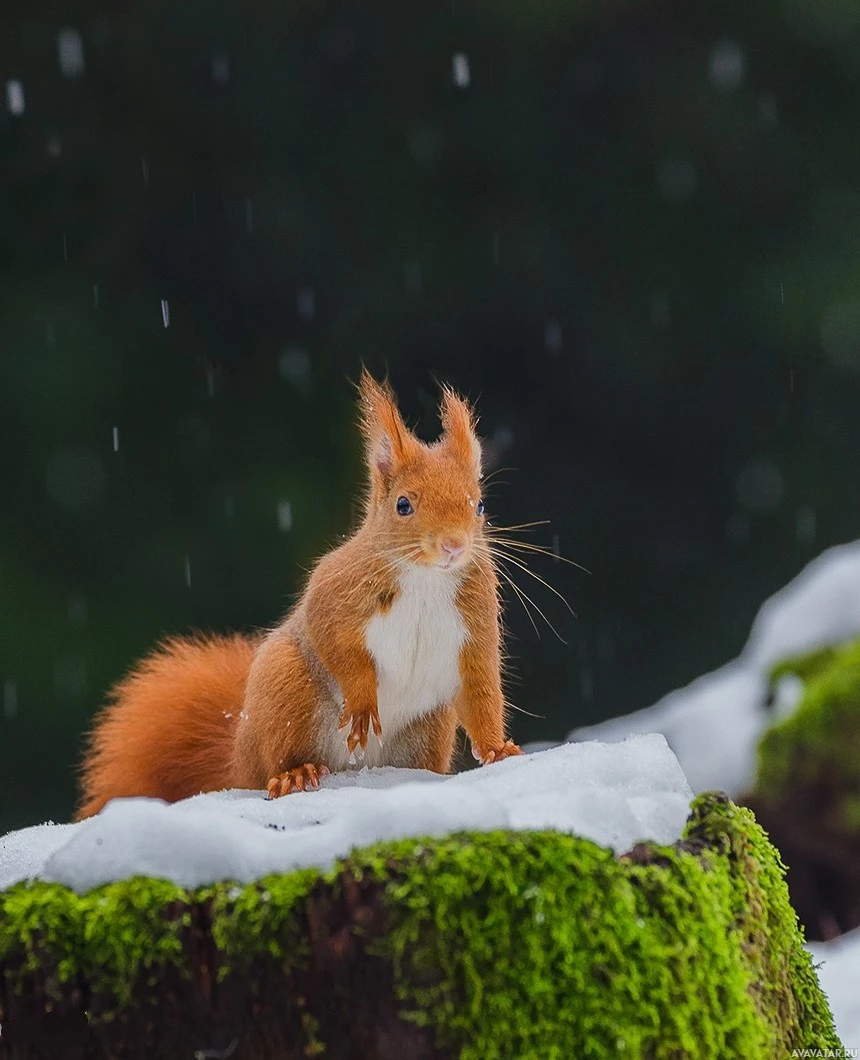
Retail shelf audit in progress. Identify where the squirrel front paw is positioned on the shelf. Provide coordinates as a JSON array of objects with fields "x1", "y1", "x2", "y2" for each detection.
[
  {"x1": 472, "y1": 740, "x2": 523, "y2": 766},
  {"x1": 266, "y1": 763, "x2": 330, "y2": 798},
  {"x1": 338, "y1": 700, "x2": 382, "y2": 753}
]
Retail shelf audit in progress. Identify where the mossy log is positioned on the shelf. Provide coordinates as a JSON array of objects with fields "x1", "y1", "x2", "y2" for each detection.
[
  {"x1": 746, "y1": 638, "x2": 860, "y2": 941},
  {"x1": 0, "y1": 794, "x2": 840, "y2": 1059}
]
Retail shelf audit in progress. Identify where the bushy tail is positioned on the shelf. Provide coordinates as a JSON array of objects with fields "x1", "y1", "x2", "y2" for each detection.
[{"x1": 76, "y1": 633, "x2": 259, "y2": 819}]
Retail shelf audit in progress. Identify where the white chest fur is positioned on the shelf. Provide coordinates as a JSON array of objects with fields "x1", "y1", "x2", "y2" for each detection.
[{"x1": 364, "y1": 564, "x2": 467, "y2": 737}]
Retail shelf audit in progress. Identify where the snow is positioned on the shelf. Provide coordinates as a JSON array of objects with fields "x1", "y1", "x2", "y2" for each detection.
[
  {"x1": 0, "y1": 822, "x2": 79, "y2": 888},
  {"x1": 0, "y1": 735, "x2": 692, "y2": 894},
  {"x1": 569, "y1": 540, "x2": 860, "y2": 795},
  {"x1": 808, "y1": 929, "x2": 860, "y2": 1049},
  {"x1": 744, "y1": 542, "x2": 860, "y2": 669},
  {"x1": 452, "y1": 54, "x2": 471, "y2": 89},
  {"x1": 57, "y1": 27, "x2": 85, "y2": 79},
  {"x1": 5, "y1": 79, "x2": 25, "y2": 117}
]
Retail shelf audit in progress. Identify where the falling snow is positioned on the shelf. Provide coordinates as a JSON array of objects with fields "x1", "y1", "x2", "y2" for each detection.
[
  {"x1": 452, "y1": 53, "x2": 471, "y2": 89},
  {"x1": 735, "y1": 458, "x2": 784, "y2": 515},
  {"x1": 278, "y1": 347, "x2": 311, "y2": 389},
  {"x1": 708, "y1": 40, "x2": 745, "y2": 92},
  {"x1": 277, "y1": 501, "x2": 293, "y2": 532},
  {"x1": 57, "y1": 27, "x2": 86, "y2": 78},
  {"x1": 5, "y1": 80, "x2": 25, "y2": 116}
]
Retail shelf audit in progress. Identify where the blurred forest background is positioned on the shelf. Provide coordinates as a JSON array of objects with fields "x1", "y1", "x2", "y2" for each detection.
[{"x1": 2, "y1": 0, "x2": 860, "y2": 833}]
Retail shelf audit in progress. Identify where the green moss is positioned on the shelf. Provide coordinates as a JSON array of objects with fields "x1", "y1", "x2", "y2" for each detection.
[
  {"x1": 364, "y1": 832, "x2": 746, "y2": 1058},
  {"x1": 0, "y1": 870, "x2": 320, "y2": 1008},
  {"x1": 682, "y1": 796, "x2": 836, "y2": 1049},
  {"x1": 207, "y1": 868, "x2": 318, "y2": 975},
  {"x1": 345, "y1": 795, "x2": 838, "y2": 1059},
  {"x1": 759, "y1": 638, "x2": 860, "y2": 800},
  {"x1": 0, "y1": 877, "x2": 188, "y2": 1004},
  {"x1": 767, "y1": 644, "x2": 847, "y2": 688},
  {"x1": 0, "y1": 798, "x2": 840, "y2": 1055}
]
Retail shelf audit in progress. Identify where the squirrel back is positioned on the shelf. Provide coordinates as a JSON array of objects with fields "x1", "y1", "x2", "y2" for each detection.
[{"x1": 77, "y1": 372, "x2": 521, "y2": 818}]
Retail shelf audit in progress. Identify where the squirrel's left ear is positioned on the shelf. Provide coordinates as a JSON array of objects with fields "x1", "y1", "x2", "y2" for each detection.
[
  {"x1": 440, "y1": 386, "x2": 482, "y2": 478},
  {"x1": 358, "y1": 369, "x2": 419, "y2": 489}
]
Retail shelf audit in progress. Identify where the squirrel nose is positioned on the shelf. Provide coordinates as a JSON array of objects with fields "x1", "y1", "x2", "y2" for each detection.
[{"x1": 441, "y1": 540, "x2": 466, "y2": 559}]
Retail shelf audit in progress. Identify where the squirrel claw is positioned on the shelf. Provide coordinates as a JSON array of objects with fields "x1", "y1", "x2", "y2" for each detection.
[
  {"x1": 266, "y1": 763, "x2": 330, "y2": 799},
  {"x1": 339, "y1": 702, "x2": 382, "y2": 753},
  {"x1": 477, "y1": 740, "x2": 523, "y2": 766}
]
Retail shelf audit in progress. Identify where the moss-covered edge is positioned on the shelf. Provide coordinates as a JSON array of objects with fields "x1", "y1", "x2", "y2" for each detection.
[
  {"x1": 0, "y1": 795, "x2": 841, "y2": 1058},
  {"x1": 760, "y1": 637, "x2": 860, "y2": 800}
]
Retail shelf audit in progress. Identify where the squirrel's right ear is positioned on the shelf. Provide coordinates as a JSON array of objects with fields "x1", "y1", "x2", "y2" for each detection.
[{"x1": 358, "y1": 369, "x2": 418, "y2": 489}]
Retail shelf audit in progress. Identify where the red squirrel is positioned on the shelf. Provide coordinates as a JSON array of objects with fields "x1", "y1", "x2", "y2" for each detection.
[{"x1": 76, "y1": 371, "x2": 522, "y2": 819}]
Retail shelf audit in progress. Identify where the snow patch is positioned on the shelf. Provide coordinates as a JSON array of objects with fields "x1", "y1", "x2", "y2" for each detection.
[
  {"x1": 0, "y1": 737, "x2": 691, "y2": 893},
  {"x1": 569, "y1": 540, "x2": 860, "y2": 795}
]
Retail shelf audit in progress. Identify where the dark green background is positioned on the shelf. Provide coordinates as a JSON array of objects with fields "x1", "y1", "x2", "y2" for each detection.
[{"x1": 2, "y1": 0, "x2": 859, "y2": 832}]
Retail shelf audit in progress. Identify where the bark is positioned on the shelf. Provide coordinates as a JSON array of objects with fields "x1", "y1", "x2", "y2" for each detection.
[{"x1": 0, "y1": 869, "x2": 441, "y2": 1060}]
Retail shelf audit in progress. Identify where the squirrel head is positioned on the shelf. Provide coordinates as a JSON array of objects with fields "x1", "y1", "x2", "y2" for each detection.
[{"x1": 358, "y1": 369, "x2": 485, "y2": 572}]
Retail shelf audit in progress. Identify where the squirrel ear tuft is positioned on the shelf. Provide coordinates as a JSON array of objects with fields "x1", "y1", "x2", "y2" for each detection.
[
  {"x1": 440, "y1": 386, "x2": 482, "y2": 478},
  {"x1": 358, "y1": 369, "x2": 417, "y2": 485}
]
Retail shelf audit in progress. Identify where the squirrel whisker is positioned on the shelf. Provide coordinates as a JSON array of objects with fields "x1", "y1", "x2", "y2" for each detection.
[{"x1": 484, "y1": 544, "x2": 577, "y2": 619}]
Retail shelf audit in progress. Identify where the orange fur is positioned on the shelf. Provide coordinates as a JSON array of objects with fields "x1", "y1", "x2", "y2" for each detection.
[
  {"x1": 77, "y1": 634, "x2": 259, "y2": 819},
  {"x1": 76, "y1": 372, "x2": 521, "y2": 819}
]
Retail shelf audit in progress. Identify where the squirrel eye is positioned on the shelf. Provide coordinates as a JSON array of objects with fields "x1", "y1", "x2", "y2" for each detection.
[
  {"x1": 476, "y1": 499, "x2": 485, "y2": 516},
  {"x1": 396, "y1": 496, "x2": 414, "y2": 517}
]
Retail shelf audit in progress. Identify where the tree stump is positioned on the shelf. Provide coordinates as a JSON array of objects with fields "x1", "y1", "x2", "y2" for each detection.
[{"x1": 0, "y1": 794, "x2": 841, "y2": 1059}]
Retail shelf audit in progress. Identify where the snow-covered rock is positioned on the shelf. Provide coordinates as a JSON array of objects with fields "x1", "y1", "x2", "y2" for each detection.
[
  {"x1": 569, "y1": 540, "x2": 860, "y2": 795},
  {"x1": 0, "y1": 735, "x2": 692, "y2": 893}
]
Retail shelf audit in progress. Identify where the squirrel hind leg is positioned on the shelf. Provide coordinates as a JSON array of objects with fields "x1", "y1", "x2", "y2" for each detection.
[{"x1": 266, "y1": 763, "x2": 331, "y2": 798}]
